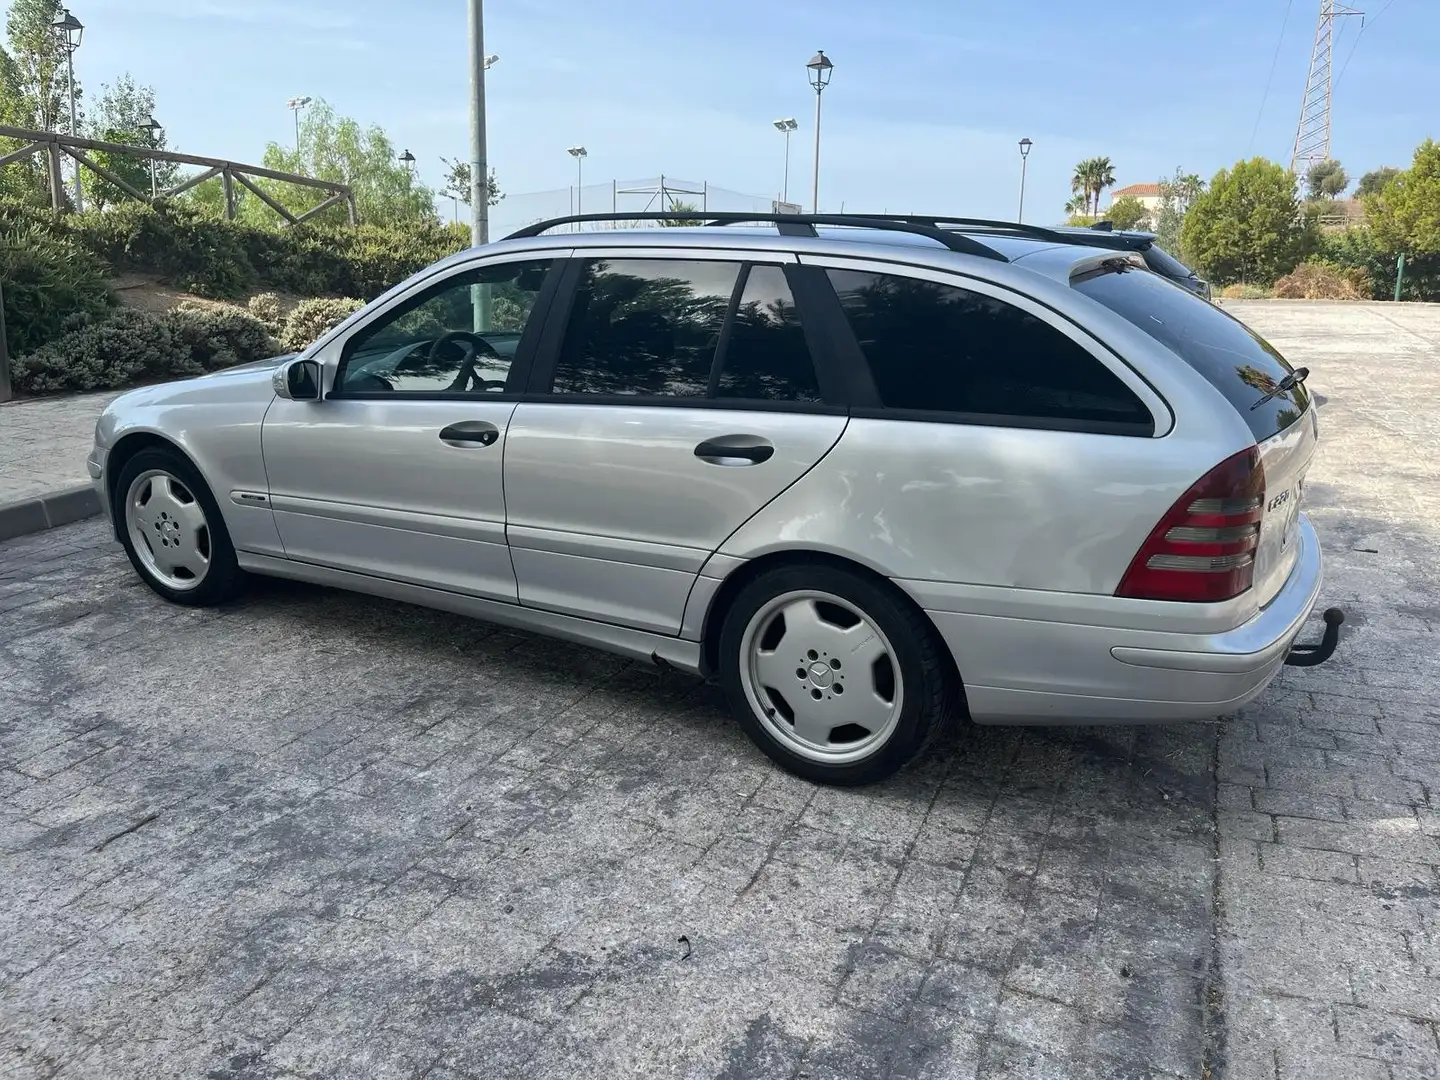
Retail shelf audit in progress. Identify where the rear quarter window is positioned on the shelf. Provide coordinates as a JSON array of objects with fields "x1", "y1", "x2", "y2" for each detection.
[{"x1": 1074, "y1": 267, "x2": 1310, "y2": 440}]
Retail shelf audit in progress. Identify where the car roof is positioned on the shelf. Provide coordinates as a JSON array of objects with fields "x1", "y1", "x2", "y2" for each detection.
[{"x1": 485, "y1": 217, "x2": 1135, "y2": 288}]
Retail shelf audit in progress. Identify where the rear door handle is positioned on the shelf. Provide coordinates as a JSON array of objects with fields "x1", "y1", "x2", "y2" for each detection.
[
  {"x1": 439, "y1": 420, "x2": 500, "y2": 447},
  {"x1": 693, "y1": 435, "x2": 775, "y2": 465}
]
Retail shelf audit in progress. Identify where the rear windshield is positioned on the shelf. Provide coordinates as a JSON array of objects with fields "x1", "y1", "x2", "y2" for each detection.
[
  {"x1": 1074, "y1": 267, "x2": 1310, "y2": 441},
  {"x1": 1142, "y1": 245, "x2": 1195, "y2": 281}
]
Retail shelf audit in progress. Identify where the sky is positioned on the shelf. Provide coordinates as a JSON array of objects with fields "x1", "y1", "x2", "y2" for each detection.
[{"x1": 23, "y1": 0, "x2": 1439, "y2": 233}]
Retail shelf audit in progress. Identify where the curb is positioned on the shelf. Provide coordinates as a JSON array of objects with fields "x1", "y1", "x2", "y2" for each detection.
[{"x1": 0, "y1": 484, "x2": 103, "y2": 543}]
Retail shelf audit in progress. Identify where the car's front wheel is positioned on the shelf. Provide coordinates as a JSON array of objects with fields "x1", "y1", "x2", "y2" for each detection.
[
  {"x1": 115, "y1": 447, "x2": 245, "y2": 607},
  {"x1": 718, "y1": 563, "x2": 954, "y2": 785}
]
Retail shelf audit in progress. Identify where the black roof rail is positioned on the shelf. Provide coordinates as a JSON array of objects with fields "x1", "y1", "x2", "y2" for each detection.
[
  {"x1": 891, "y1": 215, "x2": 1076, "y2": 243},
  {"x1": 502, "y1": 211, "x2": 1010, "y2": 262}
]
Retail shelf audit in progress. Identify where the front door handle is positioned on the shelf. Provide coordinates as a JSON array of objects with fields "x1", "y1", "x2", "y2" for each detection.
[
  {"x1": 693, "y1": 435, "x2": 775, "y2": 465},
  {"x1": 439, "y1": 420, "x2": 500, "y2": 447}
]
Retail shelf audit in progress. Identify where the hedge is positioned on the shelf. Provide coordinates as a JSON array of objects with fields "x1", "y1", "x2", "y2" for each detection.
[
  {"x1": 0, "y1": 196, "x2": 468, "y2": 304},
  {"x1": 0, "y1": 222, "x2": 115, "y2": 355},
  {"x1": 10, "y1": 306, "x2": 279, "y2": 395}
]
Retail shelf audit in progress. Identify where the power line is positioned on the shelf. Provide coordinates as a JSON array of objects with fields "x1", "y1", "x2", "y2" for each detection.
[
  {"x1": 1336, "y1": 0, "x2": 1397, "y2": 87},
  {"x1": 1250, "y1": 0, "x2": 1297, "y2": 155}
]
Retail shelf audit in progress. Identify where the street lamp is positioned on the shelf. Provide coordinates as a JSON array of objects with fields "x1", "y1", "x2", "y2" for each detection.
[
  {"x1": 399, "y1": 149, "x2": 416, "y2": 173},
  {"x1": 142, "y1": 116, "x2": 162, "y2": 199},
  {"x1": 1018, "y1": 137, "x2": 1033, "y2": 223},
  {"x1": 483, "y1": 53, "x2": 499, "y2": 69},
  {"x1": 806, "y1": 50, "x2": 833, "y2": 214},
  {"x1": 52, "y1": 8, "x2": 84, "y2": 211},
  {"x1": 286, "y1": 96, "x2": 311, "y2": 167},
  {"x1": 567, "y1": 146, "x2": 587, "y2": 229},
  {"x1": 773, "y1": 118, "x2": 798, "y2": 204}
]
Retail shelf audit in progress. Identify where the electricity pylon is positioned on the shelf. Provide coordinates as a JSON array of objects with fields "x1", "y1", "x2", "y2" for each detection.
[{"x1": 1291, "y1": 1, "x2": 1364, "y2": 177}]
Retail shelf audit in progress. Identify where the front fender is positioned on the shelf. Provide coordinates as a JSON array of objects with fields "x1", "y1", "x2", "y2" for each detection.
[{"x1": 99, "y1": 367, "x2": 284, "y2": 557}]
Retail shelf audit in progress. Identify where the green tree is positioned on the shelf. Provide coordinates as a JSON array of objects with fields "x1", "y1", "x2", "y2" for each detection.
[
  {"x1": 185, "y1": 100, "x2": 435, "y2": 227},
  {"x1": 80, "y1": 74, "x2": 177, "y2": 209},
  {"x1": 1063, "y1": 193, "x2": 1087, "y2": 217},
  {"x1": 1152, "y1": 168, "x2": 1206, "y2": 258},
  {"x1": 1105, "y1": 195, "x2": 1149, "y2": 231},
  {"x1": 437, "y1": 157, "x2": 503, "y2": 208},
  {"x1": 1181, "y1": 157, "x2": 1319, "y2": 286},
  {"x1": 1306, "y1": 158, "x2": 1348, "y2": 199},
  {"x1": 1366, "y1": 139, "x2": 1440, "y2": 255},
  {"x1": 1355, "y1": 166, "x2": 1400, "y2": 198},
  {"x1": 659, "y1": 200, "x2": 702, "y2": 226},
  {"x1": 1, "y1": 0, "x2": 77, "y2": 133}
]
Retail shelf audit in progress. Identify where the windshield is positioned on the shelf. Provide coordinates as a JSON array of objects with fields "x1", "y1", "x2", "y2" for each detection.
[{"x1": 1074, "y1": 267, "x2": 1310, "y2": 440}]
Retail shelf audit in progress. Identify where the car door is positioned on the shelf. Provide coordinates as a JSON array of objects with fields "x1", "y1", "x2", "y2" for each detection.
[
  {"x1": 261, "y1": 255, "x2": 562, "y2": 602},
  {"x1": 503, "y1": 251, "x2": 849, "y2": 634}
]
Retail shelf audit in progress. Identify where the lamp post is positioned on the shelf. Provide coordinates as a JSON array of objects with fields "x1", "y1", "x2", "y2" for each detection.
[
  {"x1": 399, "y1": 149, "x2": 416, "y2": 174},
  {"x1": 52, "y1": 8, "x2": 84, "y2": 211},
  {"x1": 467, "y1": 0, "x2": 497, "y2": 246},
  {"x1": 773, "y1": 118, "x2": 798, "y2": 204},
  {"x1": 805, "y1": 50, "x2": 833, "y2": 213},
  {"x1": 142, "y1": 116, "x2": 162, "y2": 199},
  {"x1": 286, "y1": 96, "x2": 311, "y2": 169},
  {"x1": 1017, "y1": 137, "x2": 1033, "y2": 223},
  {"x1": 567, "y1": 146, "x2": 587, "y2": 229}
]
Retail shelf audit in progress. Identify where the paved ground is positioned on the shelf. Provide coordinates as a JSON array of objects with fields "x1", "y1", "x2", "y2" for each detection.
[
  {"x1": 0, "y1": 393, "x2": 114, "y2": 506},
  {"x1": 1, "y1": 301, "x2": 1437, "y2": 1079}
]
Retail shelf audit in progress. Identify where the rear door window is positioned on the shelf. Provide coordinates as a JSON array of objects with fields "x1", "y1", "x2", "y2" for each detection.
[
  {"x1": 826, "y1": 268, "x2": 1153, "y2": 432},
  {"x1": 1074, "y1": 266, "x2": 1310, "y2": 440}
]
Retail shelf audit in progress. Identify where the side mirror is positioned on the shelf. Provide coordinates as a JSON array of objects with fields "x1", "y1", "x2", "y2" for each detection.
[{"x1": 273, "y1": 358, "x2": 322, "y2": 401}]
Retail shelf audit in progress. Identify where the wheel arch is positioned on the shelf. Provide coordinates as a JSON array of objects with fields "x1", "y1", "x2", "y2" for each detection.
[
  {"x1": 698, "y1": 549, "x2": 962, "y2": 693},
  {"x1": 105, "y1": 431, "x2": 203, "y2": 540}
]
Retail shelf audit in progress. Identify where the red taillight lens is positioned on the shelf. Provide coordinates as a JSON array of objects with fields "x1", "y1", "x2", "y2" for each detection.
[{"x1": 1116, "y1": 448, "x2": 1265, "y2": 602}]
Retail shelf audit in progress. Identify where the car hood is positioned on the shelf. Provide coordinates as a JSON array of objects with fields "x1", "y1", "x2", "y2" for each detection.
[{"x1": 206, "y1": 352, "x2": 298, "y2": 377}]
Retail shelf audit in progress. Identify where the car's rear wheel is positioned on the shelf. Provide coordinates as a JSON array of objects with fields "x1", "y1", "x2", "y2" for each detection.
[
  {"x1": 718, "y1": 563, "x2": 954, "y2": 785},
  {"x1": 116, "y1": 447, "x2": 245, "y2": 607}
]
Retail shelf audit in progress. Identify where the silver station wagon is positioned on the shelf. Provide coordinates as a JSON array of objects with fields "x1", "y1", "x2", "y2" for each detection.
[{"x1": 89, "y1": 213, "x2": 1343, "y2": 785}]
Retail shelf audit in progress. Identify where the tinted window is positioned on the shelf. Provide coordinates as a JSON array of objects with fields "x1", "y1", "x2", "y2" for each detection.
[
  {"x1": 1074, "y1": 266, "x2": 1310, "y2": 439},
  {"x1": 339, "y1": 260, "x2": 551, "y2": 393},
  {"x1": 827, "y1": 269, "x2": 1151, "y2": 430},
  {"x1": 715, "y1": 265, "x2": 821, "y2": 402},
  {"x1": 552, "y1": 259, "x2": 737, "y2": 396},
  {"x1": 1143, "y1": 245, "x2": 1196, "y2": 281}
]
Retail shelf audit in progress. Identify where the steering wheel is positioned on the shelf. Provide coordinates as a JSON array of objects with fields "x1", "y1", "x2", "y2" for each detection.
[{"x1": 428, "y1": 330, "x2": 505, "y2": 393}]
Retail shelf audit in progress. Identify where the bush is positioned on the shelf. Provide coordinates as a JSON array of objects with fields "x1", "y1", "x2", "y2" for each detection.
[
  {"x1": 11, "y1": 308, "x2": 194, "y2": 394},
  {"x1": 163, "y1": 304, "x2": 280, "y2": 371},
  {"x1": 1220, "y1": 284, "x2": 1272, "y2": 299},
  {"x1": 278, "y1": 297, "x2": 364, "y2": 352},
  {"x1": 1319, "y1": 227, "x2": 1440, "y2": 301},
  {"x1": 67, "y1": 201, "x2": 258, "y2": 299},
  {"x1": 245, "y1": 292, "x2": 284, "y2": 331},
  {"x1": 0, "y1": 223, "x2": 115, "y2": 356},
  {"x1": 1272, "y1": 261, "x2": 1365, "y2": 300}
]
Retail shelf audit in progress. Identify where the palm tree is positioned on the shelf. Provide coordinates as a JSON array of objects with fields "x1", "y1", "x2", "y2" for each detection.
[
  {"x1": 1089, "y1": 157, "x2": 1116, "y2": 219},
  {"x1": 1070, "y1": 161, "x2": 1093, "y2": 217},
  {"x1": 1064, "y1": 193, "x2": 1087, "y2": 216}
]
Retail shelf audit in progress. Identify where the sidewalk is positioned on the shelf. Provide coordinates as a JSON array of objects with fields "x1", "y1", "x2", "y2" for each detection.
[{"x1": 0, "y1": 392, "x2": 116, "y2": 538}]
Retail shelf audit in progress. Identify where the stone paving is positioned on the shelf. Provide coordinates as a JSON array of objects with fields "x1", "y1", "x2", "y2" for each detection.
[
  {"x1": 0, "y1": 302, "x2": 1437, "y2": 1078},
  {"x1": 0, "y1": 392, "x2": 115, "y2": 507}
]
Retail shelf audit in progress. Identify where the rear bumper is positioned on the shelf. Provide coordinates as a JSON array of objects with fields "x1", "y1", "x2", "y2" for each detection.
[{"x1": 910, "y1": 514, "x2": 1325, "y2": 726}]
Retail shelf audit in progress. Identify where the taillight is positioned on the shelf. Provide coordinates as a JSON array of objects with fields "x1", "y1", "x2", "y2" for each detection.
[{"x1": 1116, "y1": 448, "x2": 1265, "y2": 602}]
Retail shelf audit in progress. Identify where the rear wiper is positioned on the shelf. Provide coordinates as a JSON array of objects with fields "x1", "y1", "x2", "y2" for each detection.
[{"x1": 1250, "y1": 366, "x2": 1310, "y2": 410}]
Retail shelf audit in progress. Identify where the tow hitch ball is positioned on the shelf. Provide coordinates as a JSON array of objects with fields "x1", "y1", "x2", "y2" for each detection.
[{"x1": 1285, "y1": 608, "x2": 1345, "y2": 667}]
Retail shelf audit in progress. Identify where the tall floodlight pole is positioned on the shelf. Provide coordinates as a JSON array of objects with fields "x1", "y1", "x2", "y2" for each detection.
[
  {"x1": 286, "y1": 96, "x2": 311, "y2": 171},
  {"x1": 1291, "y1": 1, "x2": 1363, "y2": 177},
  {"x1": 773, "y1": 118, "x2": 798, "y2": 203},
  {"x1": 468, "y1": 0, "x2": 493, "y2": 245},
  {"x1": 52, "y1": 9, "x2": 84, "y2": 211},
  {"x1": 568, "y1": 146, "x2": 587, "y2": 229},
  {"x1": 1017, "y1": 138, "x2": 1033, "y2": 222},
  {"x1": 806, "y1": 51, "x2": 833, "y2": 213}
]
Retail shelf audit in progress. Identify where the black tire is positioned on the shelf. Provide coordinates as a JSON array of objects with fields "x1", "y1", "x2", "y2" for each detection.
[
  {"x1": 717, "y1": 562, "x2": 956, "y2": 786},
  {"x1": 113, "y1": 446, "x2": 246, "y2": 607}
]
